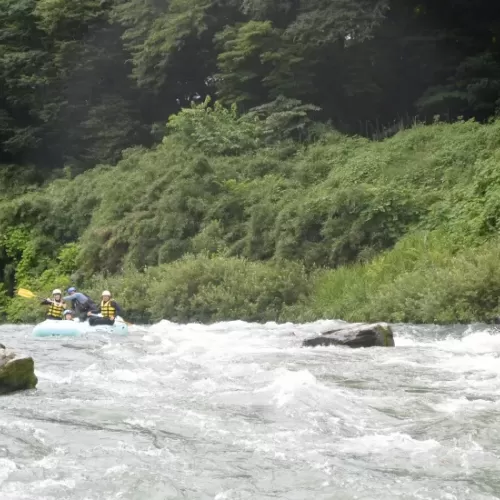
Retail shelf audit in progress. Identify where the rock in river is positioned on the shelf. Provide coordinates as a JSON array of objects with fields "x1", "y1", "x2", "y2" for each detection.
[
  {"x1": 0, "y1": 347, "x2": 38, "y2": 395},
  {"x1": 302, "y1": 322, "x2": 395, "y2": 348}
]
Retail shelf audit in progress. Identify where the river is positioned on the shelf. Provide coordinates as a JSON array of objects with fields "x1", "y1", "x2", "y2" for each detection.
[{"x1": 1, "y1": 320, "x2": 500, "y2": 500}]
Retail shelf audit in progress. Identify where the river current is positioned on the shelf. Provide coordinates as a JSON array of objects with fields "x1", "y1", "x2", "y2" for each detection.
[{"x1": 1, "y1": 320, "x2": 500, "y2": 500}]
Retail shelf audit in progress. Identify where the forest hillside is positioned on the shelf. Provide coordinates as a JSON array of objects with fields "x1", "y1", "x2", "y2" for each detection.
[{"x1": 1, "y1": 0, "x2": 500, "y2": 323}]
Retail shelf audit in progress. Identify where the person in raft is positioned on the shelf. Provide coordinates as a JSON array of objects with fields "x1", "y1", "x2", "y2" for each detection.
[
  {"x1": 88, "y1": 290, "x2": 121, "y2": 326},
  {"x1": 40, "y1": 289, "x2": 65, "y2": 320},
  {"x1": 63, "y1": 286, "x2": 98, "y2": 323},
  {"x1": 63, "y1": 309, "x2": 74, "y2": 321}
]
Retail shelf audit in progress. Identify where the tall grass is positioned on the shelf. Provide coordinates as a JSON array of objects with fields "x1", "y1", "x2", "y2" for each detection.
[{"x1": 310, "y1": 231, "x2": 500, "y2": 324}]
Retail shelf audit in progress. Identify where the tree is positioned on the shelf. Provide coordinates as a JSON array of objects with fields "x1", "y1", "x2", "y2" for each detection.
[{"x1": 0, "y1": 0, "x2": 59, "y2": 168}]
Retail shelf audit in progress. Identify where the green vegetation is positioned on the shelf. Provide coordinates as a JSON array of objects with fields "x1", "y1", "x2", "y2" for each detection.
[
  {"x1": 1, "y1": 0, "x2": 500, "y2": 324},
  {"x1": 2, "y1": 105, "x2": 500, "y2": 324},
  {"x1": 312, "y1": 232, "x2": 500, "y2": 324},
  {"x1": 2, "y1": 0, "x2": 499, "y2": 174}
]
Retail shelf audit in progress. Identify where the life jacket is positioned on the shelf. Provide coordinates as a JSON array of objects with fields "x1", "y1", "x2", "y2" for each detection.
[
  {"x1": 100, "y1": 299, "x2": 116, "y2": 319},
  {"x1": 47, "y1": 300, "x2": 64, "y2": 318}
]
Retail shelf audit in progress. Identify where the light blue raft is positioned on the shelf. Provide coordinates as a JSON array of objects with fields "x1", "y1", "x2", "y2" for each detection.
[{"x1": 33, "y1": 316, "x2": 129, "y2": 337}]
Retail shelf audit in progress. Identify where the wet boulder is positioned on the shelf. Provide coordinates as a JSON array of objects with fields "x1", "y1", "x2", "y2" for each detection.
[
  {"x1": 0, "y1": 348, "x2": 38, "y2": 395},
  {"x1": 302, "y1": 322, "x2": 395, "y2": 348}
]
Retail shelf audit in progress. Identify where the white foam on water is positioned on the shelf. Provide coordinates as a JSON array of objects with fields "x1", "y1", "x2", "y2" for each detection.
[
  {"x1": 253, "y1": 367, "x2": 320, "y2": 406},
  {"x1": 2, "y1": 320, "x2": 500, "y2": 499},
  {"x1": 432, "y1": 396, "x2": 498, "y2": 414},
  {"x1": 337, "y1": 432, "x2": 442, "y2": 455},
  {"x1": 0, "y1": 458, "x2": 17, "y2": 484},
  {"x1": 104, "y1": 464, "x2": 129, "y2": 476}
]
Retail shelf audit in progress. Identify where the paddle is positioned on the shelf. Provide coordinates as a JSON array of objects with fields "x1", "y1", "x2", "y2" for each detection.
[{"x1": 16, "y1": 288, "x2": 45, "y2": 300}]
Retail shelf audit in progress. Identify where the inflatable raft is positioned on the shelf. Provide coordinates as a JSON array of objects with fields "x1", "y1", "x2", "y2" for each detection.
[{"x1": 33, "y1": 316, "x2": 129, "y2": 337}]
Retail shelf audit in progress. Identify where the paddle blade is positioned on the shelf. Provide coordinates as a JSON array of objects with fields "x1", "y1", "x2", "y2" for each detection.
[{"x1": 16, "y1": 288, "x2": 37, "y2": 299}]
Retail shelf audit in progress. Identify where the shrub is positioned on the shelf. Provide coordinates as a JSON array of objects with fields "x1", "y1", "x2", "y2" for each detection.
[
  {"x1": 310, "y1": 231, "x2": 500, "y2": 324},
  {"x1": 147, "y1": 255, "x2": 311, "y2": 323}
]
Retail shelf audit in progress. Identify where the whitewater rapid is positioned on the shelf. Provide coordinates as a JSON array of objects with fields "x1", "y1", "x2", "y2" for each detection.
[{"x1": 1, "y1": 320, "x2": 500, "y2": 500}]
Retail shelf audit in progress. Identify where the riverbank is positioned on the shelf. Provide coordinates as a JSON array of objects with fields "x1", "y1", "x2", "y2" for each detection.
[{"x1": 1, "y1": 109, "x2": 500, "y2": 324}]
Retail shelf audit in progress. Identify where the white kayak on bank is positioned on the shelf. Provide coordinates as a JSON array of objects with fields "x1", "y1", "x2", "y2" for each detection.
[{"x1": 32, "y1": 316, "x2": 129, "y2": 337}]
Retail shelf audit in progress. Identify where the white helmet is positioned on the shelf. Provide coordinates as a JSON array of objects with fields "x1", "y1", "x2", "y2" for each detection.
[
  {"x1": 52, "y1": 289, "x2": 62, "y2": 295},
  {"x1": 102, "y1": 290, "x2": 111, "y2": 297}
]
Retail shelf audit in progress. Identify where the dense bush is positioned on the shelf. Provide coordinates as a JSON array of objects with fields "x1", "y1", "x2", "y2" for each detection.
[
  {"x1": 53, "y1": 256, "x2": 311, "y2": 324},
  {"x1": 2, "y1": 109, "x2": 500, "y2": 324},
  {"x1": 311, "y1": 231, "x2": 500, "y2": 324},
  {"x1": 146, "y1": 255, "x2": 310, "y2": 323}
]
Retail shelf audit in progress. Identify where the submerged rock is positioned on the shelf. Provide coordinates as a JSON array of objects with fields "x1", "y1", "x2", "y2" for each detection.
[
  {"x1": 0, "y1": 348, "x2": 38, "y2": 395},
  {"x1": 302, "y1": 322, "x2": 395, "y2": 348}
]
